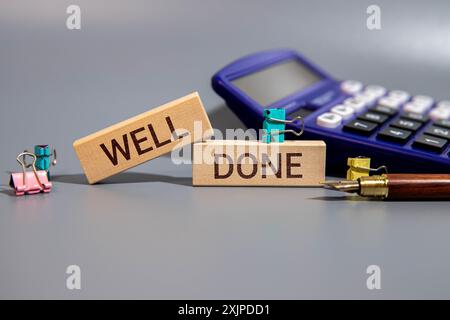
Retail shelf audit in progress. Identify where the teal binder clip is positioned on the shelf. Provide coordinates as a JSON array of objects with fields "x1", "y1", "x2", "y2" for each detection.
[
  {"x1": 262, "y1": 108, "x2": 304, "y2": 143},
  {"x1": 22, "y1": 145, "x2": 57, "y2": 179},
  {"x1": 34, "y1": 145, "x2": 57, "y2": 172}
]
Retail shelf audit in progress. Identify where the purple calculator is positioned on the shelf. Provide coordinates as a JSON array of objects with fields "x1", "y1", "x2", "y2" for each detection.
[{"x1": 211, "y1": 48, "x2": 450, "y2": 175}]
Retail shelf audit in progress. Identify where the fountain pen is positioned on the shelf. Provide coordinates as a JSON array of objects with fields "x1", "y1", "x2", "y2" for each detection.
[{"x1": 323, "y1": 174, "x2": 450, "y2": 200}]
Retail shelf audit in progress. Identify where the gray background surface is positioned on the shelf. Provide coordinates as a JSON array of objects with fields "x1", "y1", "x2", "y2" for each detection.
[{"x1": 1, "y1": 0, "x2": 450, "y2": 299}]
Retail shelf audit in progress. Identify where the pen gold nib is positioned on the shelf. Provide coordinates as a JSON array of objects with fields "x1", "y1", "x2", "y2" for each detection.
[{"x1": 322, "y1": 180, "x2": 360, "y2": 193}]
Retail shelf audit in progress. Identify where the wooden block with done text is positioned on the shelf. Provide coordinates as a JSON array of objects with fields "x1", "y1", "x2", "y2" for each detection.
[
  {"x1": 192, "y1": 140, "x2": 326, "y2": 186},
  {"x1": 73, "y1": 92, "x2": 212, "y2": 184}
]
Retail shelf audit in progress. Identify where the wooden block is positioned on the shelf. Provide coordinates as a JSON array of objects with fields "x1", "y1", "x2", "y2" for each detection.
[
  {"x1": 193, "y1": 140, "x2": 326, "y2": 186},
  {"x1": 74, "y1": 92, "x2": 212, "y2": 184}
]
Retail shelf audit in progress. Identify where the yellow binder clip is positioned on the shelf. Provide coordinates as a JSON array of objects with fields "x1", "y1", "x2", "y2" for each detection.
[{"x1": 346, "y1": 156, "x2": 387, "y2": 180}]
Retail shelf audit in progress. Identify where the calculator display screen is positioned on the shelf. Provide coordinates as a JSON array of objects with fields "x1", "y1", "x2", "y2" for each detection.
[{"x1": 231, "y1": 59, "x2": 322, "y2": 106}]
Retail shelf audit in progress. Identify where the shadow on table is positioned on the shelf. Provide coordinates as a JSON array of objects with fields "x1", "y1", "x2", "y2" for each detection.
[
  {"x1": 52, "y1": 172, "x2": 191, "y2": 186},
  {"x1": 309, "y1": 196, "x2": 448, "y2": 202},
  {"x1": 0, "y1": 185, "x2": 14, "y2": 197},
  {"x1": 308, "y1": 196, "x2": 372, "y2": 202}
]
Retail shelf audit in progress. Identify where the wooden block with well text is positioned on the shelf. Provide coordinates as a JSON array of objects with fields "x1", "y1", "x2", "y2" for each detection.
[
  {"x1": 73, "y1": 92, "x2": 212, "y2": 184},
  {"x1": 193, "y1": 140, "x2": 326, "y2": 186}
]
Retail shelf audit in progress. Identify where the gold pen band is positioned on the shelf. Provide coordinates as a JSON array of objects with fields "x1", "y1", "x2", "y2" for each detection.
[{"x1": 359, "y1": 175, "x2": 389, "y2": 198}]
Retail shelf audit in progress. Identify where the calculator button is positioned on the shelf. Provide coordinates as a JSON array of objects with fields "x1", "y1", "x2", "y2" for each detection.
[
  {"x1": 330, "y1": 105, "x2": 354, "y2": 119},
  {"x1": 413, "y1": 134, "x2": 448, "y2": 153},
  {"x1": 358, "y1": 112, "x2": 389, "y2": 124},
  {"x1": 344, "y1": 97, "x2": 366, "y2": 112},
  {"x1": 316, "y1": 112, "x2": 342, "y2": 128},
  {"x1": 343, "y1": 120, "x2": 378, "y2": 135},
  {"x1": 425, "y1": 125, "x2": 450, "y2": 140},
  {"x1": 403, "y1": 102, "x2": 431, "y2": 114},
  {"x1": 429, "y1": 107, "x2": 450, "y2": 121},
  {"x1": 437, "y1": 100, "x2": 450, "y2": 110},
  {"x1": 377, "y1": 127, "x2": 412, "y2": 144},
  {"x1": 364, "y1": 85, "x2": 386, "y2": 98},
  {"x1": 388, "y1": 90, "x2": 410, "y2": 103},
  {"x1": 370, "y1": 105, "x2": 398, "y2": 117},
  {"x1": 412, "y1": 95, "x2": 434, "y2": 109},
  {"x1": 354, "y1": 92, "x2": 378, "y2": 106},
  {"x1": 434, "y1": 119, "x2": 450, "y2": 129},
  {"x1": 390, "y1": 118, "x2": 422, "y2": 131},
  {"x1": 341, "y1": 80, "x2": 363, "y2": 95},
  {"x1": 401, "y1": 112, "x2": 429, "y2": 123},
  {"x1": 378, "y1": 96, "x2": 402, "y2": 109}
]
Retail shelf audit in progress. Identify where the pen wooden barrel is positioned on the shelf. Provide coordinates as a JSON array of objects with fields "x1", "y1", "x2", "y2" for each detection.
[{"x1": 386, "y1": 174, "x2": 450, "y2": 200}]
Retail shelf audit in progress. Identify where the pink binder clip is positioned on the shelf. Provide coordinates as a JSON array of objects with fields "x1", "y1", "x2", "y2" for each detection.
[{"x1": 9, "y1": 152, "x2": 52, "y2": 196}]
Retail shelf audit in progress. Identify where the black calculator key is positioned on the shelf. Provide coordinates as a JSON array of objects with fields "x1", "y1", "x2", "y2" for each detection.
[
  {"x1": 358, "y1": 112, "x2": 389, "y2": 124},
  {"x1": 401, "y1": 112, "x2": 429, "y2": 123},
  {"x1": 390, "y1": 118, "x2": 422, "y2": 131},
  {"x1": 434, "y1": 119, "x2": 450, "y2": 129},
  {"x1": 413, "y1": 134, "x2": 448, "y2": 153},
  {"x1": 343, "y1": 120, "x2": 378, "y2": 136},
  {"x1": 377, "y1": 127, "x2": 412, "y2": 144},
  {"x1": 370, "y1": 105, "x2": 398, "y2": 117},
  {"x1": 425, "y1": 125, "x2": 450, "y2": 139}
]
